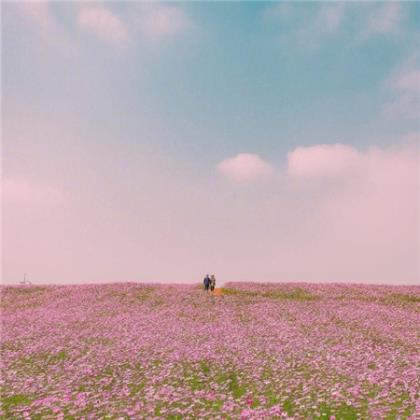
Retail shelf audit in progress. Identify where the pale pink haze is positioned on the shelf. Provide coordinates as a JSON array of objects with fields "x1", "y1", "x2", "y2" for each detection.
[{"x1": 3, "y1": 139, "x2": 419, "y2": 285}]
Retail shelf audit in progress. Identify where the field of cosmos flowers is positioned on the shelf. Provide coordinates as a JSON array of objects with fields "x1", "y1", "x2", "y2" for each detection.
[{"x1": 1, "y1": 282, "x2": 419, "y2": 419}]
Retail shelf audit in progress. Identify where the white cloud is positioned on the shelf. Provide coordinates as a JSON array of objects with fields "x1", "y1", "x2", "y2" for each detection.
[
  {"x1": 77, "y1": 6, "x2": 129, "y2": 46},
  {"x1": 217, "y1": 153, "x2": 274, "y2": 183}
]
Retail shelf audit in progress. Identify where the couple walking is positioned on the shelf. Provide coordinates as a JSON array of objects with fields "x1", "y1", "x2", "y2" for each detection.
[{"x1": 203, "y1": 274, "x2": 216, "y2": 292}]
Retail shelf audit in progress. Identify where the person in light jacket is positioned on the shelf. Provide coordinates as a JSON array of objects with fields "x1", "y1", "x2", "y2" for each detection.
[{"x1": 210, "y1": 274, "x2": 216, "y2": 292}]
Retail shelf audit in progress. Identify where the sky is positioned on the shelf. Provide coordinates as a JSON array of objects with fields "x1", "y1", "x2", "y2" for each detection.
[{"x1": 2, "y1": 1, "x2": 419, "y2": 285}]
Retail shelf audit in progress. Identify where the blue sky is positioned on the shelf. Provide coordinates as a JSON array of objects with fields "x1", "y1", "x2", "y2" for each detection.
[{"x1": 2, "y1": 2, "x2": 419, "y2": 284}]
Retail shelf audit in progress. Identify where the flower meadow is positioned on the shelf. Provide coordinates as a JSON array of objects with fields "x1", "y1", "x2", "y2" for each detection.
[{"x1": 1, "y1": 283, "x2": 419, "y2": 419}]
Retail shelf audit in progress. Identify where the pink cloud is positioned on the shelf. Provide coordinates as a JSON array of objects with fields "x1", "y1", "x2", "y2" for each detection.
[
  {"x1": 14, "y1": 2, "x2": 56, "y2": 30},
  {"x1": 393, "y1": 69, "x2": 420, "y2": 93},
  {"x1": 400, "y1": 131, "x2": 420, "y2": 144},
  {"x1": 212, "y1": 142, "x2": 418, "y2": 284},
  {"x1": 261, "y1": 3, "x2": 293, "y2": 21},
  {"x1": 217, "y1": 153, "x2": 274, "y2": 182},
  {"x1": 77, "y1": 6, "x2": 128, "y2": 45},
  {"x1": 6, "y1": 2, "x2": 78, "y2": 59},
  {"x1": 287, "y1": 144, "x2": 362, "y2": 178},
  {"x1": 229, "y1": 141, "x2": 419, "y2": 284},
  {"x1": 2, "y1": 135, "x2": 418, "y2": 284},
  {"x1": 315, "y1": 3, "x2": 345, "y2": 34},
  {"x1": 361, "y1": 2, "x2": 406, "y2": 38},
  {"x1": 311, "y1": 144, "x2": 419, "y2": 283},
  {"x1": 384, "y1": 93, "x2": 420, "y2": 120},
  {"x1": 136, "y1": 3, "x2": 190, "y2": 40}
]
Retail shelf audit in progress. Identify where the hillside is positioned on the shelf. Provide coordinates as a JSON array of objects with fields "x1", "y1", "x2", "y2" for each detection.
[{"x1": 1, "y1": 283, "x2": 419, "y2": 419}]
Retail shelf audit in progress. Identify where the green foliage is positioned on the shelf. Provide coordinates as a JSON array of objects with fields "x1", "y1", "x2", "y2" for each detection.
[
  {"x1": 308, "y1": 402, "x2": 358, "y2": 419},
  {"x1": 50, "y1": 350, "x2": 68, "y2": 363},
  {"x1": 216, "y1": 370, "x2": 246, "y2": 398},
  {"x1": 12, "y1": 350, "x2": 69, "y2": 376},
  {"x1": 282, "y1": 397, "x2": 295, "y2": 415},
  {"x1": 334, "y1": 403, "x2": 359, "y2": 419},
  {"x1": 1, "y1": 393, "x2": 34, "y2": 417},
  {"x1": 199, "y1": 360, "x2": 210, "y2": 375}
]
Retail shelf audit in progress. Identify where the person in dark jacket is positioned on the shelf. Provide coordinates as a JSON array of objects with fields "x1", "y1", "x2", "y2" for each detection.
[{"x1": 203, "y1": 274, "x2": 210, "y2": 291}]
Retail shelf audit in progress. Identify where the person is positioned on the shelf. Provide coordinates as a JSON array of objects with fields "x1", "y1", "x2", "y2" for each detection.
[
  {"x1": 210, "y1": 274, "x2": 216, "y2": 292},
  {"x1": 203, "y1": 274, "x2": 210, "y2": 292}
]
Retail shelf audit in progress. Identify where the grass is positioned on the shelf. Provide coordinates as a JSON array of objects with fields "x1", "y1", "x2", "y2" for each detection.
[
  {"x1": 387, "y1": 293, "x2": 420, "y2": 304},
  {"x1": 108, "y1": 287, "x2": 154, "y2": 304},
  {"x1": 12, "y1": 350, "x2": 69, "y2": 376},
  {"x1": 221, "y1": 287, "x2": 319, "y2": 301},
  {"x1": 2, "y1": 286, "x2": 48, "y2": 295},
  {"x1": 1, "y1": 394, "x2": 34, "y2": 417},
  {"x1": 313, "y1": 402, "x2": 359, "y2": 420}
]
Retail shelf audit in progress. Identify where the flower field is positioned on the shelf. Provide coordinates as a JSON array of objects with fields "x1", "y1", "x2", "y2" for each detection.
[{"x1": 1, "y1": 282, "x2": 419, "y2": 419}]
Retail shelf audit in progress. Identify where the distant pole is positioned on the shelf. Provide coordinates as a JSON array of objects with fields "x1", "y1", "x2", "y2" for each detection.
[{"x1": 21, "y1": 272, "x2": 28, "y2": 285}]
